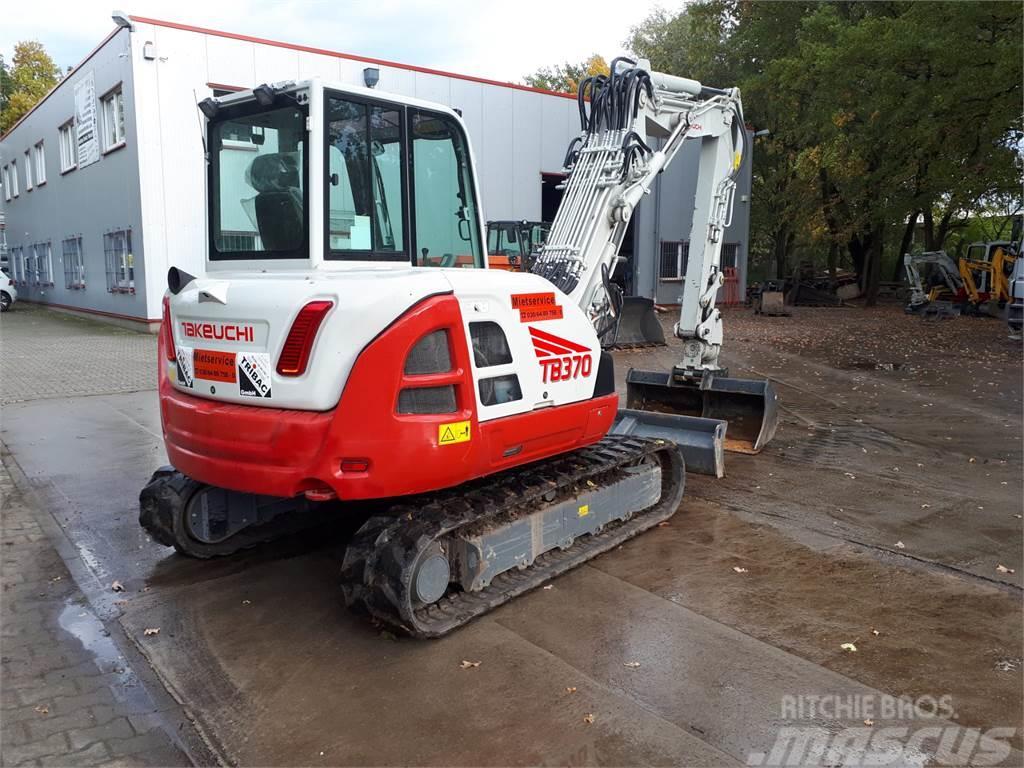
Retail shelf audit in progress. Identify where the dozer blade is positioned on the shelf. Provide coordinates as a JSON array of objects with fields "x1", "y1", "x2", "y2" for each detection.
[
  {"x1": 606, "y1": 297, "x2": 667, "y2": 348},
  {"x1": 625, "y1": 369, "x2": 779, "y2": 454},
  {"x1": 611, "y1": 408, "x2": 726, "y2": 478}
]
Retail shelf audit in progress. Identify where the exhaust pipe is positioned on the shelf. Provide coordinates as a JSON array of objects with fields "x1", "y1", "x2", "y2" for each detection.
[{"x1": 626, "y1": 369, "x2": 779, "y2": 454}]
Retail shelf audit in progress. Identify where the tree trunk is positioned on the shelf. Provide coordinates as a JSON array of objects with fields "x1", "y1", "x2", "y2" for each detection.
[
  {"x1": 827, "y1": 241, "x2": 839, "y2": 286},
  {"x1": 773, "y1": 224, "x2": 790, "y2": 280},
  {"x1": 892, "y1": 211, "x2": 918, "y2": 281},
  {"x1": 864, "y1": 224, "x2": 885, "y2": 306},
  {"x1": 923, "y1": 209, "x2": 935, "y2": 250}
]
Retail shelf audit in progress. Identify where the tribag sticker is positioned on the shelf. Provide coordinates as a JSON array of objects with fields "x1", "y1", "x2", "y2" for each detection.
[
  {"x1": 438, "y1": 420, "x2": 471, "y2": 446},
  {"x1": 529, "y1": 326, "x2": 593, "y2": 383},
  {"x1": 193, "y1": 349, "x2": 237, "y2": 383},
  {"x1": 511, "y1": 292, "x2": 563, "y2": 322},
  {"x1": 175, "y1": 347, "x2": 194, "y2": 389},
  {"x1": 238, "y1": 353, "x2": 272, "y2": 399}
]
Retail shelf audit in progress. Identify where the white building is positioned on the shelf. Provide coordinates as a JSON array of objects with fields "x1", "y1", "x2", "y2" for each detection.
[{"x1": 0, "y1": 14, "x2": 750, "y2": 330}]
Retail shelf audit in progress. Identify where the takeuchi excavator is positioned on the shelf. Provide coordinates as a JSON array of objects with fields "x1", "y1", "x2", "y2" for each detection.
[{"x1": 140, "y1": 59, "x2": 778, "y2": 637}]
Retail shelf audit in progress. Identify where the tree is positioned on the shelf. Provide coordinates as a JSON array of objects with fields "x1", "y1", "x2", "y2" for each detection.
[
  {"x1": 623, "y1": 1, "x2": 1022, "y2": 303},
  {"x1": 524, "y1": 54, "x2": 609, "y2": 94},
  {"x1": 1, "y1": 41, "x2": 61, "y2": 134}
]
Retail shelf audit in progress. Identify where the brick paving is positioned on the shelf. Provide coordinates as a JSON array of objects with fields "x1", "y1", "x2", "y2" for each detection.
[
  {"x1": 1, "y1": 306, "x2": 189, "y2": 765},
  {"x1": 0, "y1": 461, "x2": 190, "y2": 767},
  {"x1": 0, "y1": 305, "x2": 156, "y2": 405}
]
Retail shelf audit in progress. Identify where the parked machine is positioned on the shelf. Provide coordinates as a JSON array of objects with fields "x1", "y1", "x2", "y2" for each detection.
[
  {"x1": 140, "y1": 60, "x2": 777, "y2": 637},
  {"x1": 485, "y1": 219, "x2": 548, "y2": 271}
]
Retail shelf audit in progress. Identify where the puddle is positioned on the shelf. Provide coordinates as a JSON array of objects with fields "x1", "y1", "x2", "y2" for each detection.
[{"x1": 57, "y1": 600, "x2": 143, "y2": 698}]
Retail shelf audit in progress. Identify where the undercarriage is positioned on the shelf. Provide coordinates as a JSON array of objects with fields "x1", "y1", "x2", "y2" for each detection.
[{"x1": 140, "y1": 436, "x2": 684, "y2": 637}]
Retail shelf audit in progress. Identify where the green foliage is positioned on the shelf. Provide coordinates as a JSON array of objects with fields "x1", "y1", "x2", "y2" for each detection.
[
  {"x1": 524, "y1": 54, "x2": 610, "y2": 94},
  {"x1": 622, "y1": 2, "x2": 1022, "y2": 299},
  {"x1": 1, "y1": 41, "x2": 62, "y2": 134}
]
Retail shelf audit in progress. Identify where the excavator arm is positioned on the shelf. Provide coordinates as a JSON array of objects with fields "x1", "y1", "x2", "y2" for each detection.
[{"x1": 533, "y1": 59, "x2": 777, "y2": 453}]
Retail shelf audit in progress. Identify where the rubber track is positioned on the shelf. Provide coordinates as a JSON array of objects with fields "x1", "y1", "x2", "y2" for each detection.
[
  {"x1": 340, "y1": 435, "x2": 685, "y2": 638},
  {"x1": 138, "y1": 467, "x2": 321, "y2": 559}
]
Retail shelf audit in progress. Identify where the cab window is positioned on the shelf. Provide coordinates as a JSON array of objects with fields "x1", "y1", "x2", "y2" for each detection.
[
  {"x1": 326, "y1": 95, "x2": 405, "y2": 260},
  {"x1": 410, "y1": 110, "x2": 483, "y2": 268}
]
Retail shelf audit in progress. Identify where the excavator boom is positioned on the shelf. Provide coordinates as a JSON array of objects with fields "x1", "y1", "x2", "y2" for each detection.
[{"x1": 532, "y1": 59, "x2": 778, "y2": 453}]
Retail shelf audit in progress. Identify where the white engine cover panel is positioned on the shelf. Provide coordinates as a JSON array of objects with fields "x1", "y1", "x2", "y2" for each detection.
[
  {"x1": 445, "y1": 270, "x2": 601, "y2": 423},
  {"x1": 166, "y1": 267, "x2": 452, "y2": 411}
]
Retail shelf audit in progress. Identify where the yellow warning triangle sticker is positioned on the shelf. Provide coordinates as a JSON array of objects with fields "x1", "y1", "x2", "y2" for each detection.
[{"x1": 440, "y1": 427, "x2": 456, "y2": 444}]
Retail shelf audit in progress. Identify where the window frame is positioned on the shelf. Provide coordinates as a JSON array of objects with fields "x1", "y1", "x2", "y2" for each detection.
[
  {"x1": 24, "y1": 150, "x2": 33, "y2": 191},
  {"x1": 100, "y1": 84, "x2": 127, "y2": 154},
  {"x1": 659, "y1": 240, "x2": 689, "y2": 281},
  {"x1": 206, "y1": 99, "x2": 310, "y2": 262},
  {"x1": 63, "y1": 236, "x2": 86, "y2": 289},
  {"x1": 323, "y1": 88, "x2": 411, "y2": 263},
  {"x1": 2, "y1": 165, "x2": 10, "y2": 201},
  {"x1": 36, "y1": 242, "x2": 53, "y2": 285},
  {"x1": 9, "y1": 163, "x2": 18, "y2": 197},
  {"x1": 104, "y1": 229, "x2": 135, "y2": 293},
  {"x1": 58, "y1": 119, "x2": 77, "y2": 173},
  {"x1": 33, "y1": 141, "x2": 46, "y2": 186},
  {"x1": 406, "y1": 107, "x2": 484, "y2": 269}
]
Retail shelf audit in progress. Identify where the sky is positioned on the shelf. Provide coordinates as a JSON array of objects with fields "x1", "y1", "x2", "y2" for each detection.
[{"x1": 2, "y1": 0, "x2": 676, "y2": 84}]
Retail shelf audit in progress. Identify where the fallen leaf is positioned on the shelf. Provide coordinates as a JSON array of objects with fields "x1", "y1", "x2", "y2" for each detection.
[
  {"x1": 542, "y1": 585, "x2": 554, "y2": 591},
  {"x1": 111, "y1": 581, "x2": 125, "y2": 593},
  {"x1": 623, "y1": 661, "x2": 641, "y2": 668},
  {"x1": 565, "y1": 686, "x2": 577, "y2": 693},
  {"x1": 895, "y1": 541, "x2": 905, "y2": 549},
  {"x1": 996, "y1": 564, "x2": 1015, "y2": 574},
  {"x1": 840, "y1": 642, "x2": 858, "y2": 652},
  {"x1": 242, "y1": 599, "x2": 251, "y2": 605},
  {"x1": 920, "y1": 504, "x2": 931, "y2": 509},
  {"x1": 459, "y1": 660, "x2": 481, "y2": 669},
  {"x1": 583, "y1": 713, "x2": 595, "y2": 724},
  {"x1": 34, "y1": 705, "x2": 49, "y2": 715},
  {"x1": 871, "y1": 629, "x2": 880, "y2": 636},
  {"x1": 143, "y1": 628, "x2": 160, "y2": 636},
  {"x1": 864, "y1": 718, "x2": 874, "y2": 726},
  {"x1": 732, "y1": 566, "x2": 748, "y2": 574},
  {"x1": 968, "y1": 457, "x2": 976, "y2": 463},
  {"x1": 657, "y1": 521, "x2": 671, "y2": 527}
]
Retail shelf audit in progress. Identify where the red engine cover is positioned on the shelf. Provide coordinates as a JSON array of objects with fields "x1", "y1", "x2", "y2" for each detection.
[{"x1": 159, "y1": 294, "x2": 617, "y2": 500}]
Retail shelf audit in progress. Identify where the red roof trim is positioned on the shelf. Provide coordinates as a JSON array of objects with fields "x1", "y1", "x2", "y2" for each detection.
[
  {"x1": 0, "y1": 28, "x2": 122, "y2": 142},
  {"x1": 132, "y1": 15, "x2": 576, "y2": 101}
]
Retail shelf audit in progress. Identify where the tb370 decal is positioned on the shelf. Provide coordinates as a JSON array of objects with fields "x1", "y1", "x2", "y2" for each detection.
[{"x1": 529, "y1": 326, "x2": 593, "y2": 383}]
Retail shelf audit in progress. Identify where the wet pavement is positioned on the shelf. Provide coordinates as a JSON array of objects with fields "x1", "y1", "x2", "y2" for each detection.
[{"x1": 1, "y1": 304, "x2": 1021, "y2": 766}]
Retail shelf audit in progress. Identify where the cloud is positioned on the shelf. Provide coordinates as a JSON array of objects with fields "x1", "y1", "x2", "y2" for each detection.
[{"x1": 2, "y1": 0, "x2": 671, "y2": 83}]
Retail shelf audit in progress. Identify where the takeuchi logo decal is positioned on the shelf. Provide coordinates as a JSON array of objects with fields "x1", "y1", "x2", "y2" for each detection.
[
  {"x1": 181, "y1": 321, "x2": 254, "y2": 343},
  {"x1": 529, "y1": 326, "x2": 593, "y2": 383}
]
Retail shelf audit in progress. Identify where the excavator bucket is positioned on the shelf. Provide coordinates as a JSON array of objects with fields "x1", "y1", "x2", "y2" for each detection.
[
  {"x1": 607, "y1": 297, "x2": 666, "y2": 348},
  {"x1": 625, "y1": 369, "x2": 779, "y2": 454},
  {"x1": 610, "y1": 409, "x2": 726, "y2": 478}
]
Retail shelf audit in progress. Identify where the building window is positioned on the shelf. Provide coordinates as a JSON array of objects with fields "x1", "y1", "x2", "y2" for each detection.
[
  {"x1": 24, "y1": 150, "x2": 33, "y2": 191},
  {"x1": 104, "y1": 229, "x2": 134, "y2": 293},
  {"x1": 721, "y1": 243, "x2": 738, "y2": 269},
  {"x1": 63, "y1": 237, "x2": 86, "y2": 289},
  {"x1": 10, "y1": 247, "x2": 23, "y2": 283},
  {"x1": 25, "y1": 245, "x2": 37, "y2": 283},
  {"x1": 659, "y1": 241, "x2": 689, "y2": 280},
  {"x1": 9, "y1": 163, "x2": 18, "y2": 197},
  {"x1": 33, "y1": 142, "x2": 46, "y2": 185},
  {"x1": 100, "y1": 86, "x2": 126, "y2": 151},
  {"x1": 2, "y1": 166, "x2": 10, "y2": 201},
  {"x1": 34, "y1": 242, "x2": 53, "y2": 285},
  {"x1": 59, "y1": 121, "x2": 77, "y2": 172}
]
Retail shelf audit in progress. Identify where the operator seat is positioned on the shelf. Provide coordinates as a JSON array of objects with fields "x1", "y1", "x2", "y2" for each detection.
[{"x1": 246, "y1": 153, "x2": 303, "y2": 250}]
